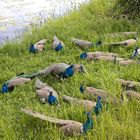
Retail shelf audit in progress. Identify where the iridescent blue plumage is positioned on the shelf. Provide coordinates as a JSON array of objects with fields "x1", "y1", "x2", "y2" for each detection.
[
  {"x1": 94, "y1": 96, "x2": 102, "y2": 116},
  {"x1": 83, "y1": 112, "x2": 93, "y2": 133},
  {"x1": 55, "y1": 43, "x2": 63, "y2": 51},
  {"x1": 29, "y1": 43, "x2": 37, "y2": 54},
  {"x1": 1, "y1": 83, "x2": 8, "y2": 93},
  {"x1": 47, "y1": 92, "x2": 57, "y2": 105},
  {"x1": 80, "y1": 53, "x2": 87, "y2": 59},
  {"x1": 80, "y1": 85, "x2": 85, "y2": 93},
  {"x1": 60, "y1": 65, "x2": 74, "y2": 79},
  {"x1": 131, "y1": 47, "x2": 139, "y2": 59}
]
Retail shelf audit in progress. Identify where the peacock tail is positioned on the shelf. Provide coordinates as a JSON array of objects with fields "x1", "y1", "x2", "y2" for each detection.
[{"x1": 19, "y1": 72, "x2": 39, "y2": 79}]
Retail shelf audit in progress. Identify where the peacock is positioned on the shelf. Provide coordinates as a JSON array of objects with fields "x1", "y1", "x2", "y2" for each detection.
[
  {"x1": 79, "y1": 85, "x2": 117, "y2": 104},
  {"x1": 1, "y1": 72, "x2": 39, "y2": 93},
  {"x1": 51, "y1": 36, "x2": 64, "y2": 51},
  {"x1": 21, "y1": 108, "x2": 94, "y2": 136},
  {"x1": 38, "y1": 63, "x2": 86, "y2": 79},
  {"x1": 29, "y1": 39, "x2": 47, "y2": 54},
  {"x1": 71, "y1": 38, "x2": 102, "y2": 49},
  {"x1": 35, "y1": 79, "x2": 58, "y2": 105}
]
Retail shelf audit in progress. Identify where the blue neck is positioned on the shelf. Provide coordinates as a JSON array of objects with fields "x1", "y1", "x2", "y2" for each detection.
[
  {"x1": 29, "y1": 44, "x2": 36, "y2": 54},
  {"x1": 48, "y1": 95, "x2": 57, "y2": 105},
  {"x1": 80, "y1": 85, "x2": 85, "y2": 93},
  {"x1": 2, "y1": 84, "x2": 8, "y2": 93},
  {"x1": 55, "y1": 43, "x2": 63, "y2": 51},
  {"x1": 83, "y1": 116, "x2": 93, "y2": 133},
  {"x1": 61, "y1": 66, "x2": 74, "y2": 78}
]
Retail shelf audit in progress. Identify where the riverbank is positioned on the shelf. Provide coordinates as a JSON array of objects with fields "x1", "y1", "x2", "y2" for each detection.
[
  {"x1": 0, "y1": 0, "x2": 140, "y2": 139},
  {"x1": 0, "y1": 0, "x2": 88, "y2": 44}
]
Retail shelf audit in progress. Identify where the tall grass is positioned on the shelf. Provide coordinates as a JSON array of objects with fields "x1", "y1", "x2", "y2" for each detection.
[
  {"x1": 113, "y1": 0, "x2": 140, "y2": 19},
  {"x1": 0, "y1": 0, "x2": 140, "y2": 139}
]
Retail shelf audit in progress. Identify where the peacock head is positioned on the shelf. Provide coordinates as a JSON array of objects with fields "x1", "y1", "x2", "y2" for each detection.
[
  {"x1": 113, "y1": 55, "x2": 117, "y2": 63},
  {"x1": 55, "y1": 42, "x2": 63, "y2": 51},
  {"x1": 29, "y1": 43, "x2": 34, "y2": 48},
  {"x1": 131, "y1": 46, "x2": 139, "y2": 59},
  {"x1": 80, "y1": 53, "x2": 87, "y2": 59},
  {"x1": 97, "y1": 96, "x2": 102, "y2": 101},
  {"x1": 49, "y1": 91, "x2": 53, "y2": 96},
  {"x1": 134, "y1": 36, "x2": 137, "y2": 40},
  {"x1": 29, "y1": 43, "x2": 36, "y2": 54},
  {"x1": 79, "y1": 64, "x2": 86, "y2": 73},
  {"x1": 70, "y1": 64, "x2": 75, "y2": 69},
  {"x1": 73, "y1": 64, "x2": 86, "y2": 73},
  {"x1": 80, "y1": 85, "x2": 85, "y2": 93},
  {"x1": 1, "y1": 83, "x2": 8, "y2": 93},
  {"x1": 86, "y1": 112, "x2": 91, "y2": 119},
  {"x1": 95, "y1": 41, "x2": 102, "y2": 47}
]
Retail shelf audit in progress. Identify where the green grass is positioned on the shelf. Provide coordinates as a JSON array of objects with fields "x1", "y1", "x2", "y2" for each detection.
[{"x1": 0, "y1": 0, "x2": 140, "y2": 139}]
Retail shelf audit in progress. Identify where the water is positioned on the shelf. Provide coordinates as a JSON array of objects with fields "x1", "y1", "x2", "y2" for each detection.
[{"x1": 0, "y1": 0, "x2": 88, "y2": 45}]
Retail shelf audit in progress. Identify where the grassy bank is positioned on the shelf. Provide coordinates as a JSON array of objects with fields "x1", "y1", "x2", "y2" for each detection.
[{"x1": 0, "y1": 0, "x2": 140, "y2": 139}]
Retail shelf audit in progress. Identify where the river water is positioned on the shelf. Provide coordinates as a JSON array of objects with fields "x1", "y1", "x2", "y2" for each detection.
[{"x1": 0, "y1": 0, "x2": 88, "y2": 45}]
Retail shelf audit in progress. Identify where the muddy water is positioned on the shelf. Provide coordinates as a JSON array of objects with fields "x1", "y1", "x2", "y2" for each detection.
[{"x1": 0, "y1": 0, "x2": 88, "y2": 45}]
